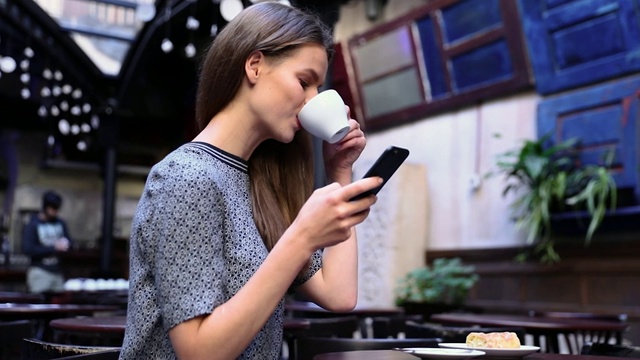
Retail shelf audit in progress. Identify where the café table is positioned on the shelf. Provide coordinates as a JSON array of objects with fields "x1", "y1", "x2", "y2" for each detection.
[
  {"x1": 49, "y1": 315, "x2": 126, "y2": 346},
  {"x1": 430, "y1": 313, "x2": 629, "y2": 354},
  {"x1": 46, "y1": 315, "x2": 310, "y2": 346},
  {"x1": 286, "y1": 301, "x2": 405, "y2": 338},
  {"x1": 314, "y1": 350, "x2": 625, "y2": 360},
  {"x1": 286, "y1": 301, "x2": 404, "y2": 318},
  {"x1": 48, "y1": 315, "x2": 311, "y2": 335},
  {"x1": 0, "y1": 291, "x2": 45, "y2": 303},
  {"x1": 0, "y1": 303, "x2": 119, "y2": 340}
]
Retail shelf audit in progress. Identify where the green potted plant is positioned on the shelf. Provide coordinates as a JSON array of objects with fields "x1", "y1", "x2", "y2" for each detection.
[
  {"x1": 394, "y1": 257, "x2": 479, "y2": 318},
  {"x1": 493, "y1": 135, "x2": 617, "y2": 263}
]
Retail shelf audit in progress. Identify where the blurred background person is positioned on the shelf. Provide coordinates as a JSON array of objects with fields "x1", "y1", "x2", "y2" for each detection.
[{"x1": 22, "y1": 190, "x2": 72, "y2": 293}]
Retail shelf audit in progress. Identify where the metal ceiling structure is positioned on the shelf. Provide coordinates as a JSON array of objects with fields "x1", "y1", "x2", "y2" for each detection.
[
  {"x1": 1, "y1": 0, "x2": 343, "y2": 274},
  {"x1": 1, "y1": 0, "x2": 342, "y2": 166}
]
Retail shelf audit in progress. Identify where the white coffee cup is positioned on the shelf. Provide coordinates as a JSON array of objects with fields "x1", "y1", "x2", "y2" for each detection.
[{"x1": 298, "y1": 89, "x2": 350, "y2": 144}]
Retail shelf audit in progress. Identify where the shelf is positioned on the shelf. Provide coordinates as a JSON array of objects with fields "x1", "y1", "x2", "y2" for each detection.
[{"x1": 551, "y1": 205, "x2": 640, "y2": 235}]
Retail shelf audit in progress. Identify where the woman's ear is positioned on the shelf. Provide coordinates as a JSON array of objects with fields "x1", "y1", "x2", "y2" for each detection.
[{"x1": 245, "y1": 50, "x2": 263, "y2": 85}]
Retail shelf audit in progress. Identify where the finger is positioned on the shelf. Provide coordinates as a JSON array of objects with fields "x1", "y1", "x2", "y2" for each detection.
[
  {"x1": 318, "y1": 182, "x2": 342, "y2": 193},
  {"x1": 341, "y1": 206, "x2": 372, "y2": 229},
  {"x1": 335, "y1": 121, "x2": 363, "y2": 144},
  {"x1": 342, "y1": 177, "x2": 383, "y2": 201}
]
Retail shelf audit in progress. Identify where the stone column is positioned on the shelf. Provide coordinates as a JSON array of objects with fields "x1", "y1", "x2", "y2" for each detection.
[{"x1": 354, "y1": 162, "x2": 429, "y2": 307}]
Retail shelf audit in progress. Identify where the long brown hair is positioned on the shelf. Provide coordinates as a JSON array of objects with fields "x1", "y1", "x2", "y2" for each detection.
[{"x1": 195, "y1": 3, "x2": 334, "y2": 251}]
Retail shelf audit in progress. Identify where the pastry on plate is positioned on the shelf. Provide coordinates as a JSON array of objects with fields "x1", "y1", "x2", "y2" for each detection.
[{"x1": 466, "y1": 332, "x2": 521, "y2": 349}]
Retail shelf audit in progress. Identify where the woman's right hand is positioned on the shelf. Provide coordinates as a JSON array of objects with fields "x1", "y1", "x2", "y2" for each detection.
[{"x1": 287, "y1": 176, "x2": 382, "y2": 252}]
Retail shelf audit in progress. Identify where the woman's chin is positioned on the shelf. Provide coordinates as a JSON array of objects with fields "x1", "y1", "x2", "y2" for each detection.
[{"x1": 271, "y1": 132, "x2": 296, "y2": 144}]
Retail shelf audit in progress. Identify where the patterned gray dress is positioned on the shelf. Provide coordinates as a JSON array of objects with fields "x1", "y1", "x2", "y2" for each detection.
[{"x1": 120, "y1": 142, "x2": 322, "y2": 359}]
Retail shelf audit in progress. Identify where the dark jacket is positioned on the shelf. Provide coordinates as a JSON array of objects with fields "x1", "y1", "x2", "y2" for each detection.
[{"x1": 22, "y1": 214, "x2": 72, "y2": 273}]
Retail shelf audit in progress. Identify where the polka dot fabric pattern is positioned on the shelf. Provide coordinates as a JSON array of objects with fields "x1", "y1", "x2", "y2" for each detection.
[{"x1": 120, "y1": 142, "x2": 322, "y2": 359}]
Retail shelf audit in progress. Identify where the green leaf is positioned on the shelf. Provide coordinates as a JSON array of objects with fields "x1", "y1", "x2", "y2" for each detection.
[{"x1": 487, "y1": 132, "x2": 617, "y2": 263}]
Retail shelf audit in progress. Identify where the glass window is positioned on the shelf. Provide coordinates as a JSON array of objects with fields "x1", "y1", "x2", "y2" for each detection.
[{"x1": 34, "y1": 0, "x2": 152, "y2": 75}]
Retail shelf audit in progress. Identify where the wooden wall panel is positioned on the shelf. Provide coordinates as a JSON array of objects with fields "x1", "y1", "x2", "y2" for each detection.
[
  {"x1": 428, "y1": 242, "x2": 640, "y2": 344},
  {"x1": 518, "y1": 0, "x2": 640, "y2": 94}
]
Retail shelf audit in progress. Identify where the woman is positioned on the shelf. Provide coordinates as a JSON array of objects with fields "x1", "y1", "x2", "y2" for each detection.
[{"x1": 120, "y1": 3, "x2": 381, "y2": 359}]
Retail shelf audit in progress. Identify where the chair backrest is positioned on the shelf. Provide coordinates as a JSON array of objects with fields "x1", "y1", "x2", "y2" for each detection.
[
  {"x1": 531, "y1": 311, "x2": 628, "y2": 353},
  {"x1": 0, "y1": 291, "x2": 45, "y2": 303},
  {"x1": 0, "y1": 320, "x2": 33, "y2": 360},
  {"x1": 54, "y1": 349, "x2": 121, "y2": 360},
  {"x1": 581, "y1": 343, "x2": 640, "y2": 358},
  {"x1": 532, "y1": 310, "x2": 628, "y2": 322},
  {"x1": 371, "y1": 314, "x2": 423, "y2": 338},
  {"x1": 404, "y1": 321, "x2": 526, "y2": 344},
  {"x1": 21, "y1": 338, "x2": 120, "y2": 360},
  {"x1": 295, "y1": 336, "x2": 441, "y2": 360},
  {"x1": 287, "y1": 316, "x2": 360, "y2": 360}
]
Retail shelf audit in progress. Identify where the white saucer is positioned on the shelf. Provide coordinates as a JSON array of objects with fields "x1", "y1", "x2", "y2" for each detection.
[
  {"x1": 438, "y1": 343, "x2": 540, "y2": 358},
  {"x1": 396, "y1": 347, "x2": 486, "y2": 359}
]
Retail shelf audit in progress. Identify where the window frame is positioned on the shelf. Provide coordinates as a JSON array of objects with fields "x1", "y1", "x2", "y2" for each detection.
[{"x1": 347, "y1": 0, "x2": 532, "y2": 131}]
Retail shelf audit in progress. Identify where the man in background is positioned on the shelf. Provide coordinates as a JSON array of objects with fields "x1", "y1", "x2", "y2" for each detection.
[{"x1": 22, "y1": 190, "x2": 72, "y2": 293}]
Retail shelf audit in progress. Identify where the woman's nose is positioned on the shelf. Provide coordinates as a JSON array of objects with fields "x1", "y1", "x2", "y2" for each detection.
[{"x1": 305, "y1": 90, "x2": 319, "y2": 105}]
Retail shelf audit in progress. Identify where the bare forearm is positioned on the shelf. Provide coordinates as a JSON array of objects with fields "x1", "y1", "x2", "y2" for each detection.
[
  {"x1": 327, "y1": 167, "x2": 353, "y2": 187},
  {"x1": 311, "y1": 169, "x2": 359, "y2": 309},
  {"x1": 299, "y1": 229, "x2": 358, "y2": 312}
]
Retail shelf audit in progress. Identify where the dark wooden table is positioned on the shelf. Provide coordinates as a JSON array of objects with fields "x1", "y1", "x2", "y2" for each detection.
[
  {"x1": 314, "y1": 351, "x2": 625, "y2": 360},
  {"x1": 0, "y1": 303, "x2": 119, "y2": 318},
  {"x1": 48, "y1": 315, "x2": 310, "y2": 335},
  {"x1": 43, "y1": 290, "x2": 128, "y2": 307},
  {"x1": 430, "y1": 313, "x2": 629, "y2": 353},
  {"x1": 0, "y1": 291, "x2": 45, "y2": 303},
  {"x1": 50, "y1": 315, "x2": 127, "y2": 335},
  {"x1": 286, "y1": 301, "x2": 405, "y2": 339},
  {"x1": 49, "y1": 315, "x2": 126, "y2": 346},
  {"x1": 0, "y1": 303, "x2": 119, "y2": 340},
  {"x1": 285, "y1": 317, "x2": 311, "y2": 331},
  {"x1": 286, "y1": 301, "x2": 404, "y2": 318},
  {"x1": 46, "y1": 315, "x2": 309, "y2": 345}
]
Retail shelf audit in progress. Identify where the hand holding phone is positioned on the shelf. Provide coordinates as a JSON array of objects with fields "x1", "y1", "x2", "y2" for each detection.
[{"x1": 350, "y1": 146, "x2": 410, "y2": 201}]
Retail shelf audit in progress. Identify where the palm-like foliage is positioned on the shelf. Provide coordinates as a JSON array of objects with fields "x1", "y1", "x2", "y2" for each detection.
[{"x1": 495, "y1": 136, "x2": 617, "y2": 263}]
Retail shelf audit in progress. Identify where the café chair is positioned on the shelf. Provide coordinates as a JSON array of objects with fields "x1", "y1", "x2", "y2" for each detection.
[
  {"x1": 530, "y1": 310, "x2": 628, "y2": 353},
  {"x1": 54, "y1": 349, "x2": 121, "y2": 360},
  {"x1": 404, "y1": 321, "x2": 526, "y2": 344},
  {"x1": 295, "y1": 336, "x2": 442, "y2": 360},
  {"x1": 0, "y1": 320, "x2": 34, "y2": 360},
  {"x1": 21, "y1": 338, "x2": 120, "y2": 360},
  {"x1": 286, "y1": 316, "x2": 360, "y2": 360},
  {"x1": 581, "y1": 343, "x2": 640, "y2": 358},
  {"x1": 370, "y1": 314, "x2": 423, "y2": 338}
]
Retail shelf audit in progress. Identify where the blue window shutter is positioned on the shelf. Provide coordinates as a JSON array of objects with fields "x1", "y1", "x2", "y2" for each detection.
[
  {"x1": 519, "y1": 0, "x2": 640, "y2": 95},
  {"x1": 538, "y1": 75, "x2": 640, "y2": 199}
]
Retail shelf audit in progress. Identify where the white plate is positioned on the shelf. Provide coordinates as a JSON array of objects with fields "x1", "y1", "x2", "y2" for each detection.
[
  {"x1": 396, "y1": 348, "x2": 486, "y2": 359},
  {"x1": 438, "y1": 343, "x2": 540, "y2": 358}
]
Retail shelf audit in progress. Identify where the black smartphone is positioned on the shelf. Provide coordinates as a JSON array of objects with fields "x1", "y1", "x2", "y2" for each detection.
[{"x1": 350, "y1": 146, "x2": 410, "y2": 201}]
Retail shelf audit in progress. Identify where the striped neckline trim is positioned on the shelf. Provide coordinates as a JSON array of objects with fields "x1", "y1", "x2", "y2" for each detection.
[{"x1": 186, "y1": 142, "x2": 248, "y2": 173}]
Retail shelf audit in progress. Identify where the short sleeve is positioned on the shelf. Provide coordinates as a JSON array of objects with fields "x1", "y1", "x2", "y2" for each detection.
[
  {"x1": 289, "y1": 249, "x2": 322, "y2": 292},
  {"x1": 143, "y1": 158, "x2": 227, "y2": 330}
]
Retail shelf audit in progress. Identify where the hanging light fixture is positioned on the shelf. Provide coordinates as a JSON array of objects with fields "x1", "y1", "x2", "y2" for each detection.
[
  {"x1": 184, "y1": 43, "x2": 196, "y2": 58},
  {"x1": 220, "y1": 0, "x2": 244, "y2": 22},
  {"x1": 184, "y1": 1, "x2": 200, "y2": 59},
  {"x1": 58, "y1": 119, "x2": 70, "y2": 135},
  {"x1": 161, "y1": 1, "x2": 174, "y2": 53},
  {"x1": 0, "y1": 56, "x2": 16, "y2": 73},
  {"x1": 136, "y1": 3, "x2": 156, "y2": 22}
]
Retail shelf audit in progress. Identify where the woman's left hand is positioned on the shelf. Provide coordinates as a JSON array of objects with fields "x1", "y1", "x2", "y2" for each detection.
[{"x1": 323, "y1": 107, "x2": 365, "y2": 184}]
